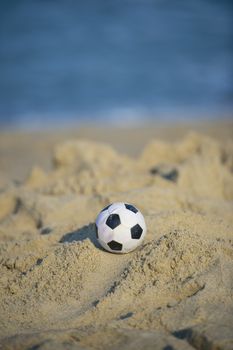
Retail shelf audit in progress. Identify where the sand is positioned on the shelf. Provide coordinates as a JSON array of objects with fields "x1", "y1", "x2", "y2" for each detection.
[{"x1": 0, "y1": 122, "x2": 233, "y2": 350}]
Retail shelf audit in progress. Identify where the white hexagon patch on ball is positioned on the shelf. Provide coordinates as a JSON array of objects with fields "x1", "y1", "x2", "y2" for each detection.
[{"x1": 95, "y1": 202, "x2": 146, "y2": 253}]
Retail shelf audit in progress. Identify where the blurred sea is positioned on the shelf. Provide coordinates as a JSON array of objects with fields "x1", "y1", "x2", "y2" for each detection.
[{"x1": 0, "y1": 0, "x2": 232, "y2": 129}]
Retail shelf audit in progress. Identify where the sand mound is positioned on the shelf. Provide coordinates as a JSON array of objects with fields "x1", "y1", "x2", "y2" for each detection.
[{"x1": 0, "y1": 132, "x2": 233, "y2": 350}]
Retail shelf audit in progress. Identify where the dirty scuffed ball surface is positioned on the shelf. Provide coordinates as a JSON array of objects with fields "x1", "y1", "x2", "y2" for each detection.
[{"x1": 95, "y1": 202, "x2": 147, "y2": 253}]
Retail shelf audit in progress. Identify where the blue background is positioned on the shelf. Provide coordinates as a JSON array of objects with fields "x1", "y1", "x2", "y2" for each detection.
[{"x1": 0, "y1": 0, "x2": 232, "y2": 128}]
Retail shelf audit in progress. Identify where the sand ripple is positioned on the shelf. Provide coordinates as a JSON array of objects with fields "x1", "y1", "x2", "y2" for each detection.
[{"x1": 0, "y1": 133, "x2": 232, "y2": 350}]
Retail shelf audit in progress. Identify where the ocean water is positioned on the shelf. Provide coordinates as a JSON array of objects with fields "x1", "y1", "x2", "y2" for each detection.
[{"x1": 0, "y1": 0, "x2": 232, "y2": 128}]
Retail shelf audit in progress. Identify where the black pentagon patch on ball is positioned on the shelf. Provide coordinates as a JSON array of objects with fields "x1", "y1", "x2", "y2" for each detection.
[
  {"x1": 131, "y1": 224, "x2": 143, "y2": 239},
  {"x1": 125, "y1": 203, "x2": 138, "y2": 213},
  {"x1": 101, "y1": 204, "x2": 112, "y2": 212},
  {"x1": 108, "y1": 240, "x2": 123, "y2": 251},
  {"x1": 106, "y1": 214, "x2": 121, "y2": 229},
  {"x1": 95, "y1": 224, "x2": 98, "y2": 238}
]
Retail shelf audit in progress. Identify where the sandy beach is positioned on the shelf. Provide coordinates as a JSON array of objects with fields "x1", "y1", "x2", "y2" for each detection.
[{"x1": 0, "y1": 120, "x2": 233, "y2": 350}]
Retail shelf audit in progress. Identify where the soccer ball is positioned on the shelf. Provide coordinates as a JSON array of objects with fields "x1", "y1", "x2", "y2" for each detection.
[{"x1": 95, "y1": 202, "x2": 146, "y2": 253}]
